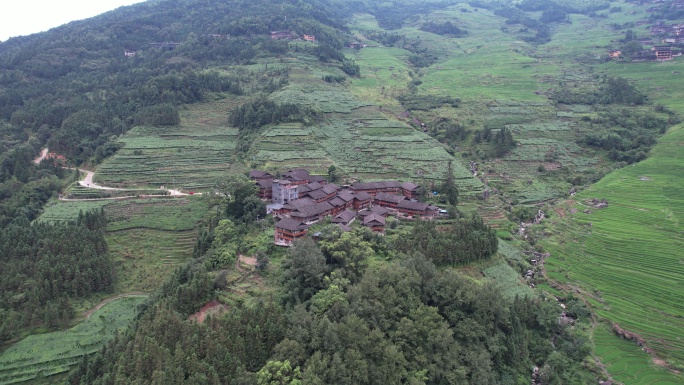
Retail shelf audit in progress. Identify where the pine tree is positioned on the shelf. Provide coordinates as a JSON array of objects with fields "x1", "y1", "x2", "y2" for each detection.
[{"x1": 441, "y1": 160, "x2": 459, "y2": 206}]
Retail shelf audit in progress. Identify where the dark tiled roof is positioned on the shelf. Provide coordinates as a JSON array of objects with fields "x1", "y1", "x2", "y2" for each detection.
[
  {"x1": 283, "y1": 198, "x2": 315, "y2": 210},
  {"x1": 276, "y1": 218, "x2": 307, "y2": 231},
  {"x1": 374, "y1": 192, "x2": 405, "y2": 204},
  {"x1": 256, "y1": 180, "x2": 272, "y2": 188},
  {"x1": 401, "y1": 181, "x2": 419, "y2": 191},
  {"x1": 353, "y1": 191, "x2": 372, "y2": 201},
  {"x1": 351, "y1": 181, "x2": 402, "y2": 191},
  {"x1": 283, "y1": 168, "x2": 310, "y2": 181},
  {"x1": 250, "y1": 170, "x2": 272, "y2": 179},
  {"x1": 309, "y1": 175, "x2": 327, "y2": 183},
  {"x1": 321, "y1": 183, "x2": 339, "y2": 195},
  {"x1": 358, "y1": 206, "x2": 389, "y2": 217},
  {"x1": 338, "y1": 224, "x2": 351, "y2": 232},
  {"x1": 304, "y1": 182, "x2": 323, "y2": 191},
  {"x1": 337, "y1": 191, "x2": 355, "y2": 202},
  {"x1": 291, "y1": 202, "x2": 333, "y2": 218},
  {"x1": 363, "y1": 213, "x2": 386, "y2": 226},
  {"x1": 371, "y1": 206, "x2": 390, "y2": 216},
  {"x1": 332, "y1": 210, "x2": 356, "y2": 223},
  {"x1": 397, "y1": 200, "x2": 429, "y2": 211},
  {"x1": 328, "y1": 197, "x2": 346, "y2": 207},
  {"x1": 304, "y1": 189, "x2": 325, "y2": 200}
]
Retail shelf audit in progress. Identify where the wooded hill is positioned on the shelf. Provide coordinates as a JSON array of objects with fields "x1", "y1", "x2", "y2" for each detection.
[{"x1": 2, "y1": 0, "x2": 683, "y2": 383}]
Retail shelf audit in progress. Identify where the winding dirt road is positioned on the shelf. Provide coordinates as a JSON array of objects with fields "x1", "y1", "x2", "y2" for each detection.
[{"x1": 34, "y1": 148, "x2": 195, "y2": 197}]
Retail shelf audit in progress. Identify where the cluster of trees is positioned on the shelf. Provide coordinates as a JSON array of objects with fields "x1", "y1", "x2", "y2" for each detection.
[
  {"x1": 230, "y1": 99, "x2": 316, "y2": 132},
  {"x1": 553, "y1": 76, "x2": 646, "y2": 105},
  {"x1": 194, "y1": 174, "x2": 268, "y2": 268},
  {"x1": 492, "y1": 6, "x2": 552, "y2": 44},
  {"x1": 69, "y1": 258, "x2": 283, "y2": 385},
  {"x1": 584, "y1": 108, "x2": 672, "y2": 164},
  {"x1": 474, "y1": 126, "x2": 517, "y2": 158},
  {"x1": 395, "y1": 215, "x2": 498, "y2": 265},
  {"x1": 361, "y1": 30, "x2": 404, "y2": 46},
  {"x1": 399, "y1": 95, "x2": 460, "y2": 111},
  {"x1": 420, "y1": 21, "x2": 469, "y2": 37},
  {"x1": 0, "y1": 145, "x2": 74, "y2": 226},
  {"x1": 425, "y1": 119, "x2": 469, "y2": 148},
  {"x1": 72, "y1": 236, "x2": 597, "y2": 385},
  {"x1": 341, "y1": 59, "x2": 361, "y2": 77},
  {"x1": 0, "y1": 210, "x2": 113, "y2": 342},
  {"x1": 364, "y1": 0, "x2": 459, "y2": 30}
]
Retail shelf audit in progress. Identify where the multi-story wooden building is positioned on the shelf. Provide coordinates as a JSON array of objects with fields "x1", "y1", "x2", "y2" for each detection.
[{"x1": 275, "y1": 219, "x2": 308, "y2": 246}]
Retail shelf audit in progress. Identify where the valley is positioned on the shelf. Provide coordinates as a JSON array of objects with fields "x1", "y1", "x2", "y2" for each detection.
[{"x1": 0, "y1": 0, "x2": 683, "y2": 383}]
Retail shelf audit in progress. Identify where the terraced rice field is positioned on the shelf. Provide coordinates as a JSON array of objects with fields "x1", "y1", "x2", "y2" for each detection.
[
  {"x1": 38, "y1": 201, "x2": 111, "y2": 223},
  {"x1": 38, "y1": 197, "x2": 204, "y2": 293},
  {"x1": 543, "y1": 125, "x2": 684, "y2": 370},
  {"x1": 95, "y1": 99, "x2": 243, "y2": 190},
  {"x1": 257, "y1": 70, "x2": 481, "y2": 189},
  {"x1": 593, "y1": 325, "x2": 683, "y2": 385},
  {"x1": 0, "y1": 296, "x2": 145, "y2": 385}
]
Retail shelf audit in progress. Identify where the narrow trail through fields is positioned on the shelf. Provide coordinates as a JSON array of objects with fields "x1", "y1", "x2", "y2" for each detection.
[
  {"x1": 82, "y1": 292, "x2": 148, "y2": 319},
  {"x1": 34, "y1": 148, "x2": 197, "y2": 199}
]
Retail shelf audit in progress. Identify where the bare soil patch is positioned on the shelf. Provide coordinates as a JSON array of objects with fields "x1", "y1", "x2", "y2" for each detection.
[{"x1": 189, "y1": 300, "x2": 228, "y2": 324}]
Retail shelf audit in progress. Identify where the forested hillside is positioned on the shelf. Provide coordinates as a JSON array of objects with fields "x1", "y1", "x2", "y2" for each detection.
[{"x1": 1, "y1": 0, "x2": 684, "y2": 384}]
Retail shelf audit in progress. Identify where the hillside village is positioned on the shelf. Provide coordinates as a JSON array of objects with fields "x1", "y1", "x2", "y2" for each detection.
[
  {"x1": 249, "y1": 168, "x2": 442, "y2": 246},
  {"x1": 609, "y1": 1, "x2": 684, "y2": 60}
]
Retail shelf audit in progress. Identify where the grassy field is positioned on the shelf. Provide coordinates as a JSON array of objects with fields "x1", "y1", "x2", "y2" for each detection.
[{"x1": 0, "y1": 296, "x2": 146, "y2": 385}]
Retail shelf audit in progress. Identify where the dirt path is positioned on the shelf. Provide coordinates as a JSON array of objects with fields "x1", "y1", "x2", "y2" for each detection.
[
  {"x1": 36, "y1": 148, "x2": 197, "y2": 198},
  {"x1": 82, "y1": 292, "x2": 147, "y2": 319},
  {"x1": 78, "y1": 169, "x2": 124, "y2": 190},
  {"x1": 33, "y1": 148, "x2": 49, "y2": 164}
]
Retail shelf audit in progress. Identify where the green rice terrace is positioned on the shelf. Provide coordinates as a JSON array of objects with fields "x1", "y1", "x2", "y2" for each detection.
[
  {"x1": 0, "y1": 296, "x2": 146, "y2": 385},
  {"x1": 94, "y1": 99, "x2": 243, "y2": 190},
  {"x1": 542, "y1": 124, "x2": 684, "y2": 373}
]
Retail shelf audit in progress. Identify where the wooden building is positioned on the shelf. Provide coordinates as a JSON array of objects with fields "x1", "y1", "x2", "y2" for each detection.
[
  {"x1": 352, "y1": 191, "x2": 372, "y2": 210},
  {"x1": 331, "y1": 210, "x2": 356, "y2": 226},
  {"x1": 373, "y1": 192, "x2": 405, "y2": 209},
  {"x1": 397, "y1": 200, "x2": 438, "y2": 219},
  {"x1": 655, "y1": 46, "x2": 673, "y2": 60},
  {"x1": 275, "y1": 219, "x2": 308, "y2": 246},
  {"x1": 363, "y1": 213, "x2": 386, "y2": 233}
]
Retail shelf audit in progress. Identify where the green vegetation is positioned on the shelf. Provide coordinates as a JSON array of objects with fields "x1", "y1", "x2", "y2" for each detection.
[
  {"x1": 0, "y1": 210, "x2": 112, "y2": 344},
  {"x1": 0, "y1": 296, "x2": 145, "y2": 385},
  {"x1": 593, "y1": 325, "x2": 684, "y2": 385},
  {"x1": 1, "y1": 0, "x2": 684, "y2": 383},
  {"x1": 542, "y1": 124, "x2": 684, "y2": 366}
]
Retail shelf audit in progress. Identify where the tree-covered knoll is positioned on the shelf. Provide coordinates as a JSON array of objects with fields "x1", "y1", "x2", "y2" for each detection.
[
  {"x1": 70, "y1": 246, "x2": 596, "y2": 385},
  {"x1": 0, "y1": 209, "x2": 113, "y2": 343}
]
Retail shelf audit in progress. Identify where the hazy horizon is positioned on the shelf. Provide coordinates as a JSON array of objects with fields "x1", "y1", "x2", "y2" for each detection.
[{"x1": 1, "y1": 0, "x2": 146, "y2": 42}]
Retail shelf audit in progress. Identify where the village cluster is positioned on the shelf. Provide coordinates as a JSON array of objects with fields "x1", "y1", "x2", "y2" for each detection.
[
  {"x1": 609, "y1": 3, "x2": 684, "y2": 61},
  {"x1": 249, "y1": 169, "x2": 441, "y2": 246}
]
